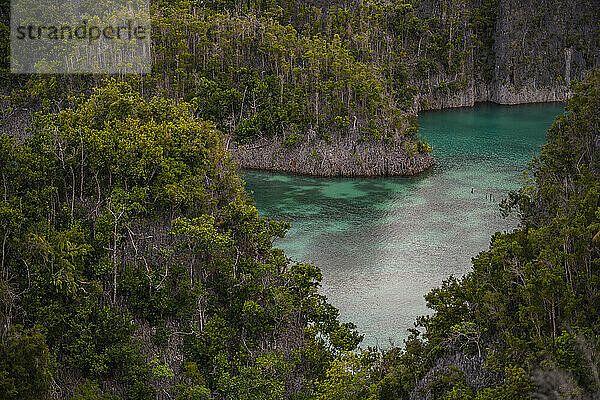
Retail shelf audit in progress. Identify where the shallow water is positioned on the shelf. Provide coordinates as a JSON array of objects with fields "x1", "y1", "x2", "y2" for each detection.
[{"x1": 243, "y1": 102, "x2": 565, "y2": 348}]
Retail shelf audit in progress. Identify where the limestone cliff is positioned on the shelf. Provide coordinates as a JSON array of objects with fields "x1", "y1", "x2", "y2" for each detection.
[{"x1": 412, "y1": 0, "x2": 600, "y2": 110}]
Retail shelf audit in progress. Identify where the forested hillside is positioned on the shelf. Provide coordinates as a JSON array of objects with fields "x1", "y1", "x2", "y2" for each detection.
[
  {"x1": 2, "y1": 0, "x2": 598, "y2": 176},
  {"x1": 2, "y1": 71, "x2": 600, "y2": 400},
  {"x1": 0, "y1": 81, "x2": 362, "y2": 399}
]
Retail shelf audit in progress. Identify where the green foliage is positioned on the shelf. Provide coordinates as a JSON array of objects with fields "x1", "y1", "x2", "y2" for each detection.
[
  {"x1": 312, "y1": 353, "x2": 372, "y2": 400},
  {"x1": 2, "y1": 19, "x2": 408, "y2": 387},
  {"x1": 0, "y1": 326, "x2": 54, "y2": 400},
  {"x1": 2, "y1": 1, "x2": 599, "y2": 398},
  {"x1": 5, "y1": 0, "x2": 439, "y2": 156},
  {"x1": 0, "y1": 79, "x2": 360, "y2": 399},
  {"x1": 283, "y1": 131, "x2": 303, "y2": 148},
  {"x1": 71, "y1": 382, "x2": 121, "y2": 400},
  {"x1": 474, "y1": 366, "x2": 532, "y2": 400}
]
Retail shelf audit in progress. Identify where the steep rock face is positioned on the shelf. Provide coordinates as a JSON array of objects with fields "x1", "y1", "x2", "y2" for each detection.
[
  {"x1": 488, "y1": 0, "x2": 597, "y2": 104},
  {"x1": 414, "y1": 0, "x2": 600, "y2": 110}
]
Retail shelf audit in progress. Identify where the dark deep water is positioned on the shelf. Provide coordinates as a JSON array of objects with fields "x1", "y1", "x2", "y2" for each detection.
[{"x1": 243, "y1": 103, "x2": 565, "y2": 348}]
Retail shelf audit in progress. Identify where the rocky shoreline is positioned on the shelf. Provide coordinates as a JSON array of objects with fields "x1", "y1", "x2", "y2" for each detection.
[
  {"x1": 416, "y1": 84, "x2": 570, "y2": 112},
  {"x1": 230, "y1": 134, "x2": 435, "y2": 177}
]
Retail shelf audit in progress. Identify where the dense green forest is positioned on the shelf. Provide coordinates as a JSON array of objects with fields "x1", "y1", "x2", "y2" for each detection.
[
  {"x1": 1, "y1": 0, "x2": 600, "y2": 398},
  {"x1": 0, "y1": 80, "x2": 363, "y2": 399},
  {"x1": 2, "y1": 0, "x2": 437, "y2": 174}
]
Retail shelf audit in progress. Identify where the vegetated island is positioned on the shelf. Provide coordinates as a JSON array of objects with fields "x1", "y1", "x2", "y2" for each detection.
[{"x1": 223, "y1": 0, "x2": 600, "y2": 176}]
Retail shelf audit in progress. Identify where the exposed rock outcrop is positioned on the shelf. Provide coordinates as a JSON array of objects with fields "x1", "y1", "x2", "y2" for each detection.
[
  {"x1": 230, "y1": 133, "x2": 435, "y2": 177},
  {"x1": 414, "y1": 0, "x2": 600, "y2": 111}
]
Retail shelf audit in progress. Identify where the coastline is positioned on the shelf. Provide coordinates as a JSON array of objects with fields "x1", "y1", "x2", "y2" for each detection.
[{"x1": 230, "y1": 97, "x2": 567, "y2": 178}]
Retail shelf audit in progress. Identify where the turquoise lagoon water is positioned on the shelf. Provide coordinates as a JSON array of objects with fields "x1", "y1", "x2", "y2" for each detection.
[{"x1": 243, "y1": 103, "x2": 565, "y2": 348}]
